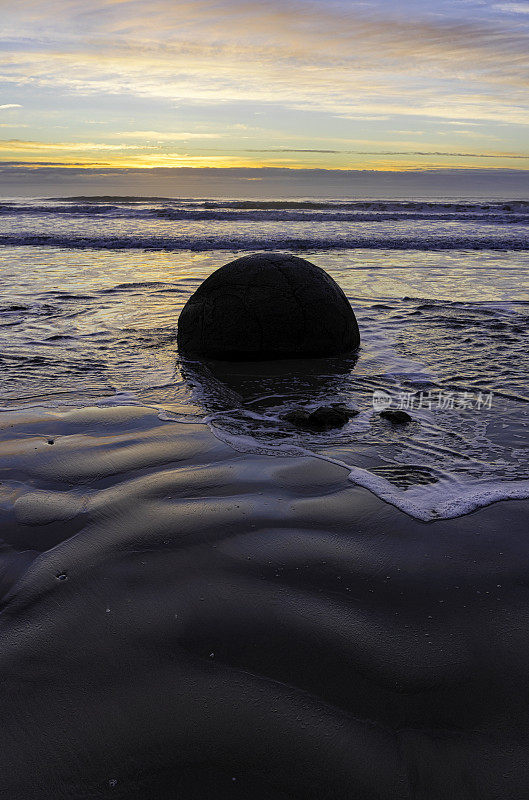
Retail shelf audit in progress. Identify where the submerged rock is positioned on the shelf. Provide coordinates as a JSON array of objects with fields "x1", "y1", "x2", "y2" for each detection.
[
  {"x1": 177, "y1": 252, "x2": 360, "y2": 360},
  {"x1": 379, "y1": 409, "x2": 413, "y2": 424},
  {"x1": 283, "y1": 404, "x2": 359, "y2": 432},
  {"x1": 282, "y1": 409, "x2": 312, "y2": 428}
]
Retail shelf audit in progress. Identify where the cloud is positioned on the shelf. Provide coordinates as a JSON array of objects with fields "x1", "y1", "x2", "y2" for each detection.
[
  {"x1": 0, "y1": 139, "x2": 155, "y2": 151},
  {"x1": 493, "y1": 3, "x2": 529, "y2": 12},
  {"x1": 116, "y1": 131, "x2": 221, "y2": 139},
  {"x1": 1, "y1": 1, "x2": 528, "y2": 125},
  {"x1": 1, "y1": 1, "x2": 528, "y2": 174},
  {"x1": 2, "y1": 135, "x2": 528, "y2": 170},
  {"x1": 0, "y1": 104, "x2": 22, "y2": 110},
  {"x1": 243, "y1": 148, "x2": 529, "y2": 158}
]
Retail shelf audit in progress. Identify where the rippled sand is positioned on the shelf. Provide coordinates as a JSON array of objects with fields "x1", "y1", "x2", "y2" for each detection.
[{"x1": 2, "y1": 404, "x2": 529, "y2": 798}]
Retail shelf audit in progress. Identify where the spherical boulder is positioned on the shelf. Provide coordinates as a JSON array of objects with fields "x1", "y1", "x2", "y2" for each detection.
[{"x1": 177, "y1": 253, "x2": 360, "y2": 360}]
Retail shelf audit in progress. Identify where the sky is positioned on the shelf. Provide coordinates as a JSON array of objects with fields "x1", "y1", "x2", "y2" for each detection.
[{"x1": 1, "y1": 0, "x2": 529, "y2": 196}]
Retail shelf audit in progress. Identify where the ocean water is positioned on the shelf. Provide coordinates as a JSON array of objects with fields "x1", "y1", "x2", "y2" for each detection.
[{"x1": 1, "y1": 195, "x2": 529, "y2": 520}]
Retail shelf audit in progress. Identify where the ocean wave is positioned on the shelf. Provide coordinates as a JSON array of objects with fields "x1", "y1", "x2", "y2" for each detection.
[
  {"x1": 152, "y1": 209, "x2": 529, "y2": 224},
  {"x1": 1, "y1": 232, "x2": 528, "y2": 251},
  {"x1": 0, "y1": 198, "x2": 527, "y2": 224},
  {"x1": 47, "y1": 195, "x2": 529, "y2": 212},
  {"x1": 47, "y1": 195, "x2": 179, "y2": 204},
  {"x1": 0, "y1": 203, "x2": 119, "y2": 216},
  {"x1": 201, "y1": 199, "x2": 529, "y2": 213}
]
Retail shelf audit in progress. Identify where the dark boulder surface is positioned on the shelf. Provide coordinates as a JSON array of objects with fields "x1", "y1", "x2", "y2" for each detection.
[
  {"x1": 282, "y1": 405, "x2": 359, "y2": 432},
  {"x1": 177, "y1": 253, "x2": 360, "y2": 360},
  {"x1": 380, "y1": 409, "x2": 413, "y2": 425}
]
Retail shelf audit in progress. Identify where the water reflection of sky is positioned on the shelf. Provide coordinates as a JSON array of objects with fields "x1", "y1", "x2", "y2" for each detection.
[{"x1": 2, "y1": 244, "x2": 529, "y2": 519}]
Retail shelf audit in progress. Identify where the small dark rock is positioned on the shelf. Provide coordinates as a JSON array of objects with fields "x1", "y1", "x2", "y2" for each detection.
[
  {"x1": 379, "y1": 409, "x2": 413, "y2": 424},
  {"x1": 331, "y1": 403, "x2": 360, "y2": 419},
  {"x1": 309, "y1": 407, "x2": 350, "y2": 431},
  {"x1": 282, "y1": 409, "x2": 311, "y2": 428},
  {"x1": 283, "y1": 404, "x2": 358, "y2": 431}
]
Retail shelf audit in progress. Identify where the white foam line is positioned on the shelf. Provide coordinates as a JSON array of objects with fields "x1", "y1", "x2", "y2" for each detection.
[
  {"x1": 204, "y1": 423, "x2": 529, "y2": 522},
  {"x1": 317, "y1": 454, "x2": 529, "y2": 522},
  {"x1": 3, "y1": 397, "x2": 527, "y2": 523}
]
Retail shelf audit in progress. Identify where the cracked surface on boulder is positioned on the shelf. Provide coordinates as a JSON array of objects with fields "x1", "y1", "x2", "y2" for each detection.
[{"x1": 177, "y1": 253, "x2": 360, "y2": 360}]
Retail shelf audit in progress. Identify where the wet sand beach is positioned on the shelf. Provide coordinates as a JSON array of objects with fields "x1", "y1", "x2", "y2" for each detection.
[
  {"x1": 3, "y1": 0, "x2": 529, "y2": 785},
  {"x1": 1, "y1": 198, "x2": 529, "y2": 796},
  {"x1": 2, "y1": 404, "x2": 529, "y2": 798}
]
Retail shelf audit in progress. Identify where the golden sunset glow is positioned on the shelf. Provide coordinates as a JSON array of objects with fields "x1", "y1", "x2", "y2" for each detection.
[{"x1": 1, "y1": 0, "x2": 528, "y2": 193}]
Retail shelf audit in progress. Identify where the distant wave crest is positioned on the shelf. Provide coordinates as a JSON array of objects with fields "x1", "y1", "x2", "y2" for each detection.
[{"x1": 0, "y1": 232, "x2": 528, "y2": 252}]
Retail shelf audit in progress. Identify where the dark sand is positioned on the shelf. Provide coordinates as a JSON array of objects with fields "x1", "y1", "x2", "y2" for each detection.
[{"x1": 1, "y1": 405, "x2": 529, "y2": 798}]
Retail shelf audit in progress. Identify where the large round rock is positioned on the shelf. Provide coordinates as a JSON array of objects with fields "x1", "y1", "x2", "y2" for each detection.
[{"x1": 177, "y1": 253, "x2": 360, "y2": 360}]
